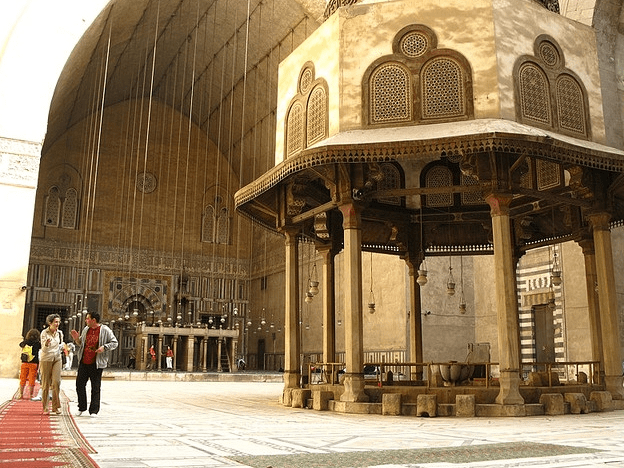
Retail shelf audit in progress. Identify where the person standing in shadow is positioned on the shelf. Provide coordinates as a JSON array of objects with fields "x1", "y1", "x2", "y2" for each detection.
[{"x1": 165, "y1": 346, "x2": 174, "y2": 371}]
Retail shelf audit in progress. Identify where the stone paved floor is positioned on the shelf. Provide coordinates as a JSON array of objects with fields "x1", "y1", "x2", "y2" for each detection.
[{"x1": 2, "y1": 374, "x2": 624, "y2": 468}]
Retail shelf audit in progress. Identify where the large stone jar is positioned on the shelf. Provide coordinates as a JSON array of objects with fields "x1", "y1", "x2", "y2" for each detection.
[{"x1": 438, "y1": 362, "x2": 474, "y2": 386}]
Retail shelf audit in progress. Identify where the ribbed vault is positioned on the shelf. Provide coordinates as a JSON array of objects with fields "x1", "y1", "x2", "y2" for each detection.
[{"x1": 44, "y1": 0, "x2": 326, "y2": 186}]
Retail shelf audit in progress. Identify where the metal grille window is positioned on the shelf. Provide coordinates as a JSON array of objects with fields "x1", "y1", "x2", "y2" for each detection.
[
  {"x1": 44, "y1": 187, "x2": 61, "y2": 227},
  {"x1": 364, "y1": 25, "x2": 472, "y2": 127},
  {"x1": 285, "y1": 64, "x2": 329, "y2": 159},
  {"x1": 61, "y1": 188, "x2": 78, "y2": 229},
  {"x1": 202, "y1": 205, "x2": 215, "y2": 243},
  {"x1": 519, "y1": 63, "x2": 551, "y2": 125},
  {"x1": 460, "y1": 173, "x2": 483, "y2": 205},
  {"x1": 370, "y1": 63, "x2": 411, "y2": 124},
  {"x1": 422, "y1": 58, "x2": 464, "y2": 119},
  {"x1": 515, "y1": 37, "x2": 589, "y2": 138},
  {"x1": 556, "y1": 75, "x2": 585, "y2": 135},
  {"x1": 377, "y1": 163, "x2": 401, "y2": 206},
  {"x1": 400, "y1": 32, "x2": 428, "y2": 58},
  {"x1": 307, "y1": 86, "x2": 327, "y2": 146},
  {"x1": 216, "y1": 207, "x2": 230, "y2": 244},
  {"x1": 286, "y1": 102, "x2": 304, "y2": 157},
  {"x1": 536, "y1": 159, "x2": 561, "y2": 190},
  {"x1": 425, "y1": 166, "x2": 453, "y2": 207}
]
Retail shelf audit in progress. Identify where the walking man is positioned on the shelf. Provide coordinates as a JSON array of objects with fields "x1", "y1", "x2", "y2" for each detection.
[{"x1": 71, "y1": 311, "x2": 118, "y2": 417}]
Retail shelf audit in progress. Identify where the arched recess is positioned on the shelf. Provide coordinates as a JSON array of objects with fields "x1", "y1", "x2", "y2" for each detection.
[
  {"x1": 284, "y1": 62, "x2": 329, "y2": 159},
  {"x1": 513, "y1": 35, "x2": 591, "y2": 139},
  {"x1": 202, "y1": 185, "x2": 232, "y2": 245},
  {"x1": 40, "y1": 163, "x2": 83, "y2": 231},
  {"x1": 112, "y1": 282, "x2": 165, "y2": 320}
]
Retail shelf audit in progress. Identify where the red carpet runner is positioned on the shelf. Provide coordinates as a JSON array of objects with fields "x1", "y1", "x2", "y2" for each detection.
[{"x1": 0, "y1": 392, "x2": 98, "y2": 468}]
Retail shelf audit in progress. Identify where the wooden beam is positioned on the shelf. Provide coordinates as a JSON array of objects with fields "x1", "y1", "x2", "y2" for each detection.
[
  {"x1": 369, "y1": 185, "x2": 483, "y2": 198},
  {"x1": 291, "y1": 200, "x2": 338, "y2": 224}
]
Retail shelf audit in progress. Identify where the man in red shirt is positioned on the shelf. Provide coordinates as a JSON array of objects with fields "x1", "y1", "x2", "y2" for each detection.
[{"x1": 71, "y1": 311, "x2": 118, "y2": 417}]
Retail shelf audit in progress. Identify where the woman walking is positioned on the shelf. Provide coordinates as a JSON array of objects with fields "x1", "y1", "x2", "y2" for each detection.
[
  {"x1": 40, "y1": 314, "x2": 64, "y2": 414},
  {"x1": 18, "y1": 328, "x2": 41, "y2": 399}
]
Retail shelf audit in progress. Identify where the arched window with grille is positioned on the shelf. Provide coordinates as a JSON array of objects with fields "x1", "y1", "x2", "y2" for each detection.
[
  {"x1": 61, "y1": 188, "x2": 78, "y2": 229},
  {"x1": 421, "y1": 57, "x2": 464, "y2": 120},
  {"x1": 286, "y1": 102, "x2": 305, "y2": 158},
  {"x1": 460, "y1": 173, "x2": 483, "y2": 205},
  {"x1": 284, "y1": 63, "x2": 329, "y2": 159},
  {"x1": 514, "y1": 36, "x2": 589, "y2": 139},
  {"x1": 377, "y1": 163, "x2": 402, "y2": 206},
  {"x1": 202, "y1": 205, "x2": 215, "y2": 243},
  {"x1": 425, "y1": 166, "x2": 453, "y2": 207},
  {"x1": 556, "y1": 74, "x2": 586, "y2": 136},
  {"x1": 201, "y1": 188, "x2": 230, "y2": 245},
  {"x1": 44, "y1": 187, "x2": 61, "y2": 227},
  {"x1": 370, "y1": 63, "x2": 412, "y2": 124},
  {"x1": 216, "y1": 207, "x2": 230, "y2": 245},
  {"x1": 518, "y1": 63, "x2": 552, "y2": 126},
  {"x1": 363, "y1": 24, "x2": 473, "y2": 127},
  {"x1": 307, "y1": 85, "x2": 327, "y2": 146}
]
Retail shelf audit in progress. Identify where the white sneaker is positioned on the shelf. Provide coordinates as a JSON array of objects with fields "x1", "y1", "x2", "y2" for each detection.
[
  {"x1": 75, "y1": 411, "x2": 84, "y2": 417},
  {"x1": 89, "y1": 413, "x2": 97, "y2": 418}
]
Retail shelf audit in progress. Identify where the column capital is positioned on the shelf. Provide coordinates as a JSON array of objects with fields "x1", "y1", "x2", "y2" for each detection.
[
  {"x1": 484, "y1": 192, "x2": 513, "y2": 216},
  {"x1": 339, "y1": 202, "x2": 362, "y2": 230},
  {"x1": 576, "y1": 237, "x2": 595, "y2": 255},
  {"x1": 586, "y1": 212, "x2": 611, "y2": 231},
  {"x1": 316, "y1": 243, "x2": 334, "y2": 261},
  {"x1": 279, "y1": 226, "x2": 300, "y2": 245}
]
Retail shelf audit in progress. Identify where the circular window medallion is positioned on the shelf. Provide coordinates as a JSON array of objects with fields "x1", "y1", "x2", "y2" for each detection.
[
  {"x1": 137, "y1": 171, "x2": 157, "y2": 193},
  {"x1": 299, "y1": 67, "x2": 314, "y2": 94},
  {"x1": 401, "y1": 32, "x2": 428, "y2": 58},
  {"x1": 539, "y1": 42, "x2": 559, "y2": 68}
]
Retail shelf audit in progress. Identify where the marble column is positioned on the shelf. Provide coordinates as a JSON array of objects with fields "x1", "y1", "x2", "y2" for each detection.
[
  {"x1": 406, "y1": 260, "x2": 423, "y2": 380},
  {"x1": 157, "y1": 335, "x2": 163, "y2": 371},
  {"x1": 339, "y1": 202, "x2": 368, "y2": 402},
  {"x1": 217, "y1": 337, "x2": 223, "y2": 372},
  {"x1": 231, "y1": 338, "x2": 239, "y2": 372},
  {"x1": 172, "y1": 336, "x2": 179, "y2": 371},
  {"x1": 318, "y1": 245, "x2": 336, "y2": 367},
  {"x1": 577, "y1": 238, "x2": 603, "y2": 377},
  {"x1": 587, "y1": 213, "x2": 624, "y2": 398},
  {"x1": 184, "y1": 336, "x2": 194, "y2": 371},
  {"x1": 139, "y1": 335, "x2": 148, "y2": 371},
  {"x1": 201, "y1": 337, "x2": 208, "y2": 372},
  {"x1": 485, "y1": 193, "x2": 524, "y2": 405},
  {"x1": 282, "y1": 228, "x2": 301, "y2": 390}
]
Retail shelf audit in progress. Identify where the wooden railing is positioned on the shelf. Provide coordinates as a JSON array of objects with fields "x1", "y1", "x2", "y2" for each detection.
[{"x1": 305, "y1": 360, "x2": 601, "y2": 388}]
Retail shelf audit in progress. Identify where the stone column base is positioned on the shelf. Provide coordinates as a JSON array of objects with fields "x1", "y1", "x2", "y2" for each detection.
[
  {"x1": 495, "y1": 370, "x2": 524, "y2": 405},
  {"x1": 283, "y1": 370, "x2": 300, "y2": 389},
  {"x1": 340, "y1": 374, "x2": 369, "y2": 402},
  {"x1": 604, "y1": 375, "x2": 624, "y2": 400}
]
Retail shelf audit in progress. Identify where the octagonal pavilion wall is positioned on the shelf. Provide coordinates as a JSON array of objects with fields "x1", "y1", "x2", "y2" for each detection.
[{"x1": 275, "y1": 0, "x2": 606, "y2": 165}]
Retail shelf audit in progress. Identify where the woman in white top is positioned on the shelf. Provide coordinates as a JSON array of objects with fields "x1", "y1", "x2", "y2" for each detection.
[{"x1": 40, "y1": 314, "x2": 63, "y2": 414}]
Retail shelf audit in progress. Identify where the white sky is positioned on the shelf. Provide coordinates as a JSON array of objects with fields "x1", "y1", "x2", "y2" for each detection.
[{"x1": 0, "y1": 0, "x2": 107, "y2": 143}]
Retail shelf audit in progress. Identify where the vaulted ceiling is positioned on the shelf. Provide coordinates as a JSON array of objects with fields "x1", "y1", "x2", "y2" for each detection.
[{"x1": 44, "y1": 0, "x2": 326, "y2": 186}]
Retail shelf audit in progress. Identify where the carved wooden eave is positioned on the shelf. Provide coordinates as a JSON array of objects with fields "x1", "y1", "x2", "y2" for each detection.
[{"x1": 235, "y1": 119, "x2": 624, "y2": 255}]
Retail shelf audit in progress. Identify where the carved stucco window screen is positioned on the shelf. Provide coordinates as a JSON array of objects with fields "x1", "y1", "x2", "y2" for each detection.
[
  {"x1": 44, "y1": 185, "x2": 79, "y2": 229},
  {"x1": 515, "y1": 35, "x2": 590, "y2": 139},
  {"x1": 364, "y1": 24, "x2": 473, "y2": 128},
  {"x1": 201, "y1": 190, "x2": 232, "y2": 245},
  {"x1": 285, "y1": 63, "x2": 329, "y2": 160}
]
